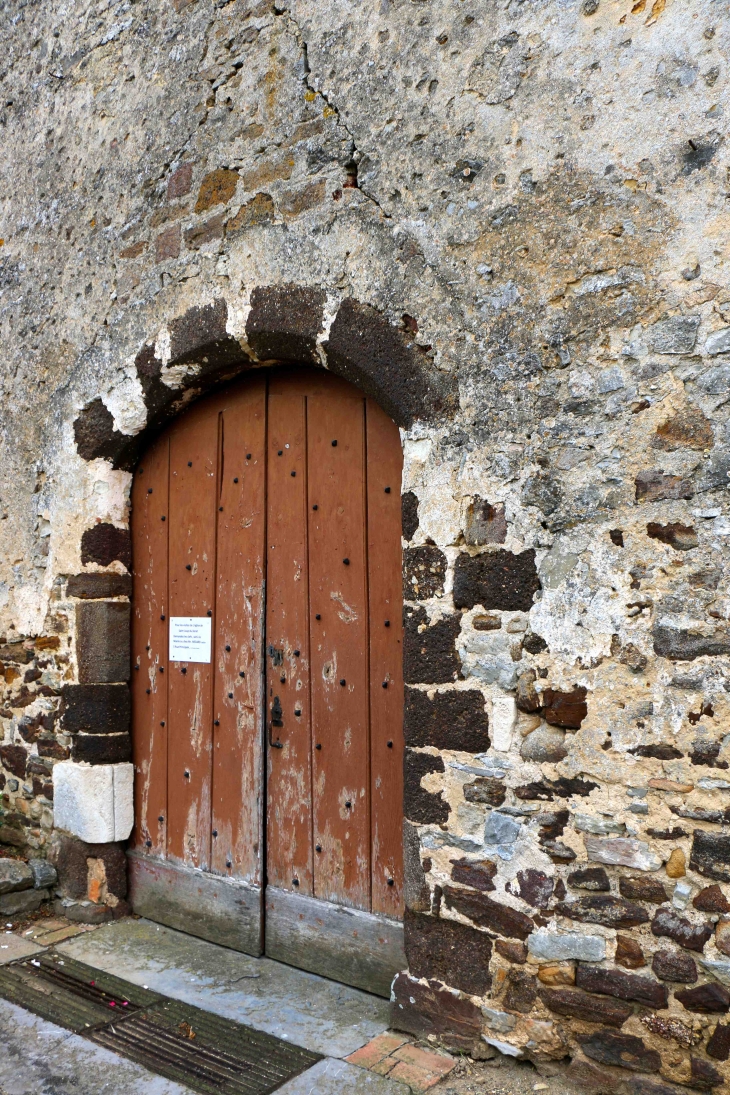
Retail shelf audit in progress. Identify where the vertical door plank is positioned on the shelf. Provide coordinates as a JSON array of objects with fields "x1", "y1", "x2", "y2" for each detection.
[
  {"x1": 131, "y1": 436, "x2": 169, "y2": 857},
  {"x1": 307, "y1": 383, "x2": 371, "y2": 910},
  {"x1": 366, "y1": 402, "x2": 405, "y2": 917},
  {"x1": 266, "y1": 373, "x2": 313, "y2": 896},
  {"x1": 211, "y1": 379, "x2": 267, "y2": 883},
  {"x1": 167, "y1": 404, "x2": 219, "y2": 869}
]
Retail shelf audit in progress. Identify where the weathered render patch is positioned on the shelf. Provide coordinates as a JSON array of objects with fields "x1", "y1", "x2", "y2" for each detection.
[{"x1": 1, "y1": 0, "x2": 730, "y2": 1086}]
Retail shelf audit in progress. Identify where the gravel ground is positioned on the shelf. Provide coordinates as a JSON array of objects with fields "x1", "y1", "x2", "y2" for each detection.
[{"x1": 433, "y1": 1052, "x2": 584, "y2": 1095}]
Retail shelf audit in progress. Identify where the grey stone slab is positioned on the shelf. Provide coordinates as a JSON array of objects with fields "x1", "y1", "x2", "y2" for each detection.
[
  {"x1": 276, "y1": 1058, "x2": 411, "y2": 1094},
  {"x1": 0, "y1": 931, "x2": 45, "y2": 964},
  {"x1": 0, "y1": 859, "x2": 33, "y2": 895},
  {"x1": 58, "y1": 917, "x2": 391, "y2": 1058},
  {"x1": 528, "y1": 928, "x2": 606, "y2": 962},
  {"x1": 0, "y1": 998, "x2": 193, "y2": 1095}
]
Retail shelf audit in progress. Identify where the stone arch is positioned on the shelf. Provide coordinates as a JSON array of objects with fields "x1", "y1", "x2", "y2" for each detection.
[{"x1": 72, "y1": 287, "x2": 457, "y2": 475}]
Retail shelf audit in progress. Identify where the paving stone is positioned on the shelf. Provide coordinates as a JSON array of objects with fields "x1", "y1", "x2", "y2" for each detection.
[
  {"x1": 345, "y1": 1033, "x2": 410, "y2": 1069},
  {"x1": 278, "y1": 1058, "x2": 411, "y2": 1094},
  {"x1": 0, "y1": 932, "x2": 45, "y2": 964},
  {"x1": 387, "y1": 1044, "x2": 456, "y2": 1091}
]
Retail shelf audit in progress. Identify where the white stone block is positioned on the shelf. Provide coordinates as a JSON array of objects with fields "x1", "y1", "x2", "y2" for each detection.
[
  {"x1": 113, "y1": 763, "x2": 134, "y2": 840},
  {"x1": 491, "y1": 696, "x2": 516, "y2": 752},
  {"x1": 53, "y1": 762, "x2": 134, "y2": 843}
]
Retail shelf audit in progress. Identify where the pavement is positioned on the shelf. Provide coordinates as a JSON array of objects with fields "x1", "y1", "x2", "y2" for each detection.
[{"x1": 0, "y1": 917, "x2": 583, "y2": 1095}]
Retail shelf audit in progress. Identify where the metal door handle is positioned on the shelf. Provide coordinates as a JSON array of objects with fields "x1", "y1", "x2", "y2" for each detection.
[{"x1": 269, "y1": 695, "x2": 284, "y2": 748}]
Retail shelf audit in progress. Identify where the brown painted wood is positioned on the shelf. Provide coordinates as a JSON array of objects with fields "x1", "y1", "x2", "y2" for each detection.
[
  {"x1": 211, "y1": 379, "x2": 267, "y2": 888},
  {"x1": 131, "y1": 435, "x2": 170, "y2": 857},
  {"x1": 307, "y1": 377, "x2": 371, "y2": 910},
  {"x1": 132, "y1": 367, "x2": 405, "y2": 964},
  {"x1": 366, "y1": 400, "x2": 405, "y2": 917},
  {"x1": 265, "y1": 372, "x2": 314, "y2": 896},
  {"x1": 166, "y1": 401, "x2": 219, "y2": 869}
]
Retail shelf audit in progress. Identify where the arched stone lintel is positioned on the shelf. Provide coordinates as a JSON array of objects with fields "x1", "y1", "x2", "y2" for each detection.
[{"x1": 72, "y1": 288, "x2": 457, "y2": 471}]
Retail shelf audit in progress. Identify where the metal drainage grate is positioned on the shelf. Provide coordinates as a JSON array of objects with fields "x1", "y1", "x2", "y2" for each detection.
[{"x1": 0, "y1": 954, "x2": 320, "y2": 1095}]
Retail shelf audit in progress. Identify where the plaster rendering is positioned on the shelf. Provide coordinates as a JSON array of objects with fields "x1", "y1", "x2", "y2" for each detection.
[{"x1": 2, "y1": 0, "x2": 730, "y2": 1088}]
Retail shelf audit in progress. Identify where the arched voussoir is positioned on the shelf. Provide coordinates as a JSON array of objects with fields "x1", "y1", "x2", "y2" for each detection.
[{"x1": 72, "y1": 289, "x2": 457, "y2": 471}]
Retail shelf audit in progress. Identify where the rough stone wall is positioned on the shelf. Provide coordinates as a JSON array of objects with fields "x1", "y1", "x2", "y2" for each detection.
[{"x1": 2, "y1": 0, "x2": 730, "y2": 1086}]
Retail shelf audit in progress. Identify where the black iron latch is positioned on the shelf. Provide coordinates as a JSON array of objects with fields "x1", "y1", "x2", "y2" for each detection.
[{"x1": 269, "y1": 695, "x2": 284, "y2": 748}]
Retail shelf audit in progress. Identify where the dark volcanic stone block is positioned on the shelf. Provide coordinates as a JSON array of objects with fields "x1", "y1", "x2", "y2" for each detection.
[
  {"x1": 495, "y1": 939, "x2": 527, "y2": 963},
  {"x1": 542, "y1": 686, "x2": 588, "y2": 729},
  {"x1": 403, "y1": 546, "x2": 447, "y2": 600},
  {"x1": 463, "y1": 777, "x2": 505, "y2": 807},
  {"x1": 66, "y1": 573, "x2": 132, "y2": 599},
  {"x1": 404, "y1": 607, "x2": 461, "y2": 684},
  {"x1": 71, "y1": 733, "x2": 132, "y2": 765},
  {"x1": 450, "y1": 858, "x2": 497, "y2": 893},
  {"x1": 654, "y1": 626, "x2": 730, "y2": 662},
  {"x1": 74, "y1": 399, "x2": 125, "y2": 463},
  {"x1": 576, "y1": 965, "x2": 668, "y2": 1008},
  {"x1": 706, "y1": 1022, "x2": 730, "y2": 1061},
  {"x1": 80, "y1": 524, "x2": 132, "y2": 570},
  {"x1": 49, "y1": 834, "x2": 128, "y2": 900},
  {"x1": 403, "y1": 820, "x2": 430, "y2": 913},
  {"x1": 615, "y1": 935, "x2": 646, "y2": 969},
  {"x1": 404, "y1": 687, "x2": 489, "y2": 752},
  {"x1": 403, "y1": 750, "x2": 450, "y2": 824},
  {"x1": 401, "y1": 492, "x2": 419, "y2": 541},
  {"x1": 0, "y1": 745, "x2": 27, "y2": 779},
  {"x1": 169, "y1": 299, "x2": 243, "y2": 373},
  {"x1": 694, "y1": 886, "x2": 730, "y2": 914},
  {"x1": 619, "y1": 876, "x2": 669, "y2": 904},
  {"x1": 61, "y1": 684, "x2": 130, "y2": 735},
  {"x1": 507, "y1": 868, "x2": 554, "y2": 910},
  {"x1": 651, "y1": 907, "x2": 713, "y2": 952},
  {"x1": 75, "y1": 602, "x2": 130, "y2": 684},
  {"x1": 568, "y1": 867, "x2": 611, "y2": 892},
  {"x1": 651, "y1": 949, "x2": 697, "y2": 983},
  {"x1": 690, "y1": 1056, "x2": 724, "y2": 1089},
  {"x1": 391, "y1": 972, "x2": 482, "y2": 1051},
  {"x1": 675, "y1": 983, "x2": 730, "y2": 1013},
  {"x1": 503, "y1": 970, "x2": 537, "y2": 1013},
  {"x1": 579, "y1": 1030, "x2": 661, "y2": 1073},
  {"x1": 442, "y1": 885, "x2": 534, "y2": 940},
  {"x1": 453, "y1": 549, "x2": 540, "y2": 611},
  {"x1": 540, "y1": 987, "x2": 632, "y2": 1028},
  {"x1": 404, "y1": 909, "x2": 492, "y2": 996},
  {"x1": 555, "y1": 895, "x2": 650, "y2": 930},
  {"x1": 246, "y1": 285, "x2": 326, "y2": 363},
  {"x1": 324, "y1": 299, "x2": 456, "y2": 429},
  {"x1": 691, "y1": 830, "x2": 730, "y2": 883}
]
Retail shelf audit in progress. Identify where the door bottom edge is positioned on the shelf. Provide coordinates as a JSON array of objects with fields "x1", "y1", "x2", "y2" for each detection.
[
  {"x1": 127, "y1": 851, "x2": 263, "y2": 956},
  {"x1": 264, "y1": 885, "x2": 405, "y2": 998}
]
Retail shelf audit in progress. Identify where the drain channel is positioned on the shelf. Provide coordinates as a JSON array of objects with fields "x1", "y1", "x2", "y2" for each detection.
[{"x1": 0, "y1": 954, "x2": 320, "y2": 1094}]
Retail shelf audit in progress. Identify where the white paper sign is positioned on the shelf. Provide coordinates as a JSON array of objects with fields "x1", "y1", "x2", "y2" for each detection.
[{"x1": 169, "y1": 617, "x2": 212, "y2": 663}]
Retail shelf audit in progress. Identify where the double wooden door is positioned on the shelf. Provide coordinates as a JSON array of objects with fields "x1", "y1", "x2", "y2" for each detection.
[{"x1": 129, "y1": 369, "x2": 404, "y2": 994}]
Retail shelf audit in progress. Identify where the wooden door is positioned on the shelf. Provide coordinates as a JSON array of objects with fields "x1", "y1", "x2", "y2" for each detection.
[{"x1": 130, "y1": 369, "x2": 405, "y2": 994}]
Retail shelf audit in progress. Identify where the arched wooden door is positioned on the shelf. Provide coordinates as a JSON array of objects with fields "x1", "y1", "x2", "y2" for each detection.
[{"x1": 129, "y1": 368, "x2": 405, "y2": 995}]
